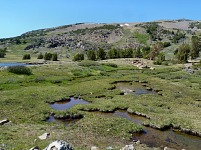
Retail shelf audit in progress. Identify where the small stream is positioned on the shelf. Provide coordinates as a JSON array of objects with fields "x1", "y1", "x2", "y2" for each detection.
[
  {"x1": 96, "y1": 110, "x2": 201, "y2": 150},
  {"x1": 48, "y1": 86, "x2": 201, "y2": 149}
]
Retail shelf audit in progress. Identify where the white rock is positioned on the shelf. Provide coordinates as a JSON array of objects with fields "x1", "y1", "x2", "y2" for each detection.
[
  {"x1": 121, "y1": 144, "x2": 134, "y2": 150},
  {"x1": 91, "y1": 146, "x2": 99, "y2": 150},
  {"x1": 38, "y1": 133, "x2": 50, "y2": 140},
  {"x1": 44, "y1": 140, "x2": 73, "y2": 150}
]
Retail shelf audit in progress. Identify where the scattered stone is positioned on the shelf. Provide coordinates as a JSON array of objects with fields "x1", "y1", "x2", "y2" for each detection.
[
  {"x1": 30, "y1": 146, "x2": 39, "y2": 150},
  {"x1": 0, "y1": 119, "x2": 9, "y2": 125},
  {"x1": 38, "y1": 132, "x2": 50, "y2": 140},
  {"x1": 44, "y1": 140, "x2": 73, "y2": 150},
  {"x1": 91, "y1": 146, "x2": 99, "y2": 150},
  {"x1": 106, "y1": 146, "x2": 113, "y2": 149},
  {"x1": 121, "y1": 144, "x2": 134, "y2": 150},
  {"x1": 135, "y1": 140, "x2": 141, "y2": 145}
]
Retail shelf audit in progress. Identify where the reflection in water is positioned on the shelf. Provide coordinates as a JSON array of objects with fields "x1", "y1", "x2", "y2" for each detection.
[
  {"x1": 115, "y1": 82, "x2": 156, "y2": 95},
  {"x1": 95, "y1": 110, "x2": 201, "y2": 150},
  {"x1": 50, "y1": 97, "x2": 89, "y2": 110},
  {"x1": 47, "y1": 115, "x2": 80, "y2": 126}
]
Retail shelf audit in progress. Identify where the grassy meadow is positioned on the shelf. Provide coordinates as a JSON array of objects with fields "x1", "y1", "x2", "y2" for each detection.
[{"x1": 0, "y1": 58, "x2": 201, "y2": 149}]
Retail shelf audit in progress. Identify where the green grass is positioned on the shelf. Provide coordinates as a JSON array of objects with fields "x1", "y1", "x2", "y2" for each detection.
[
  {"x1": 0, "y1": 59, "x2": 201, "y2": 149},
  {"x1": 134, "y1": 32, "x2": 149, "y2": 45}
]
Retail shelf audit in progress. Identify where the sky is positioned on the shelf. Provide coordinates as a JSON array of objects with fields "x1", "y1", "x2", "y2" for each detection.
[{"x1": 0, "y1": 0, "x2": 201, "y2": 38}]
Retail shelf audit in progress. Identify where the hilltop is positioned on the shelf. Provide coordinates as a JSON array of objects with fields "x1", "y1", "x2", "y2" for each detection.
[{"x1": 0, "y1": 19, "x2": 201, "y2": 62}]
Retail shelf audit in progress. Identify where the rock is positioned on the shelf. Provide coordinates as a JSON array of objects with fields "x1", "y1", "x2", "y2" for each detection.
[
  {"x1": 30, "y1": 146, "x2": 39, "y2": 150},
  {"x1": 135, "y1": 140, "x2": 140, "y2": 145},
  {"x1": 106, "y1": 146, "x2": 113, "y2": 150},
  {"x1": 121, "y1": 144, "x2": 134, "y2": 150},
  {"x1": 91, "y1": 146, "x2": 99, "y2": 150},
  {"x1": 44, "y1": 140, "x2": 73, "y2": 150},
  {"x1": 0, "y1": 119, "x2": 9, "y2": 125},
  {"x1": 38, "y1": 133, "x2": 50, "y2": 140}
]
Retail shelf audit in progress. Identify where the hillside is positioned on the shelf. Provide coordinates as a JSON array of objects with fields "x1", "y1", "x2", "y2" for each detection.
[
  {"x1": 0, "y1": 19, "x2": 201, "y2": 62},
  {"x1": 1, "y1": 20, "x2": 201, "y2": 150}
]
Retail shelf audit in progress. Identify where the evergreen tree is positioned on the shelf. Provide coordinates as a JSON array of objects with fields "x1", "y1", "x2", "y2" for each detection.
[
  {"x1": 177, "y1": 44, "x2": 190, "y2": 63},
  {"x1": 97, "y1": 48, "x2": 106, "y2": 60},
  {"x1": 87, "y1": 50, "x2": 96, "y2": 61},
  {"x1": 191, "y1": 36, "x2": 201, "y2": 59},
  {"x1": 73, "y1": 53, "x2": 84, "y2": 61},
  {"x1": 0, "y1": 48, "x2": 7, "y2": 58},
  {"x1": 37, "y1": 52, "x2": 43, "y2": 59},
  {"x1": 22, "y1": 54, "x2": 31, "y2": 60},
  {"x1": 44, "y1": 52, "x2": 52, "y2": 60},
  {"x1": 52, "y1": 53, "x2": 58, "y2": 61},
  {"x1": 108, "y1": 48, "x2": 118, "y2": 59}
]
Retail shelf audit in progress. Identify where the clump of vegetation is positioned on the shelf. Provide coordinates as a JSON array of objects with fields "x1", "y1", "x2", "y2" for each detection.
[
  {"x1": 0, "y1": 48, "x2": 7, "y2": 58},
  {"x1": 7, "y1": 66, "x2": 32, "y2": 75},
  {"x1": 73, "y1": 53, "x2": 84, "y2": 61},
  {"x1": 147, "y1": 42, "x2": 164, "y2": 60},
  {"x1": 37, "y1": 52, "x2": 44, "y2": 59},
  {"x1": 145, "y1": 22, "x2": 159, "y2": 41},
  {"x1": 22, "y1": 54, "x2": 31, "y2": 60},
  {"x1": 44, "y1": 52, "x2": 58, "y2": 61},
  {"x1": 86, "y1": 50, "x2": 96, "y2": 61},
  {"x1": 176, "y1": 44, "x2": 190, "y2": 63},
  {"x1": 172, "y1": 31, "x2": 185, "y2": 43},
  {"x1": 97, "y1": 48, "x2": 106, "y2": 60},
  {"x1": 189, "y1": 22, "x2": 201, "y2": 29},
  {"x1": 163, "y1": 42, "x2": 171, "y2": 48}
]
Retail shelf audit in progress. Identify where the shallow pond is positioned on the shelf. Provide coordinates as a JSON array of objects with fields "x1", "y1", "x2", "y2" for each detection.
[
  {"x1": 95, "y1": 110, "x2": 201, "y2": 150},
  {"x1": 0, "y1": 62, "x2": 26, "y2": 67},
  {"x1": 115, "y1": 82, "x2": 156, "y2": 95},
  {"x1": 50, "y1": 97, "x2": 89, "y2": 110}
]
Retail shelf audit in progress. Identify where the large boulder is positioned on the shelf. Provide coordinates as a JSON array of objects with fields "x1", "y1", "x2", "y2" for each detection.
[{"x1": 44, "y1": 140, "x2": 73, "y2": 150}]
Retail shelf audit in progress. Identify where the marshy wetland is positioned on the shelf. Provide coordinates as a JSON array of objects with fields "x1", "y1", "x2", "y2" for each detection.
[{"x1": 0, "y1": 59, "x2": 201, "y2": 149}]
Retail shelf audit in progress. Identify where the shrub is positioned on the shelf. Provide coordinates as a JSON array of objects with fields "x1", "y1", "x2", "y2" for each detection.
[
  {"x1": 86, "y1": 50, "x2": 96, "y2": 61},
  {"x1": 7, "y1": 66, "x2": 32, "y2": 75},
  {"x1": 22, "y1": 54, "x2": 31, "y2": 60},
  {"x1": 0, "y1": 48, "x2": 6, "y2": 58},
  {"x1": 52, "y1": 53, "x2": 58, "y2": 61},
  {"x1": 37, "y1": 53, "x2": 43, "y2": 59},
  {"x1": 44, "y1": 52, "x2": 52, "y2": 60},
  {"x1": 73, "y1": 53, "x2": 84, "y2": 61},
  {"x1": 163, "y1": 42, "x2": 171, "y2": 47}
]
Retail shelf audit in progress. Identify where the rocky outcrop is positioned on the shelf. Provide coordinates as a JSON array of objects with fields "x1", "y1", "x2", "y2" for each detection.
[{"x1": 44, "y1": 140, "x2": 73, "y2": 150}]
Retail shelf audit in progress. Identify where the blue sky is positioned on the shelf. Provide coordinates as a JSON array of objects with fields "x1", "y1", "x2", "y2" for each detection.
[{"x1": 0, "y1": 0, "x2": 201, "y2": 38}]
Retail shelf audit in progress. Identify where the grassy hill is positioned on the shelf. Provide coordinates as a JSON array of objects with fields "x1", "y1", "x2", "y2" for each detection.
[{"x1": 0, "y1": 19, "x2": 201, "y2": 62}]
